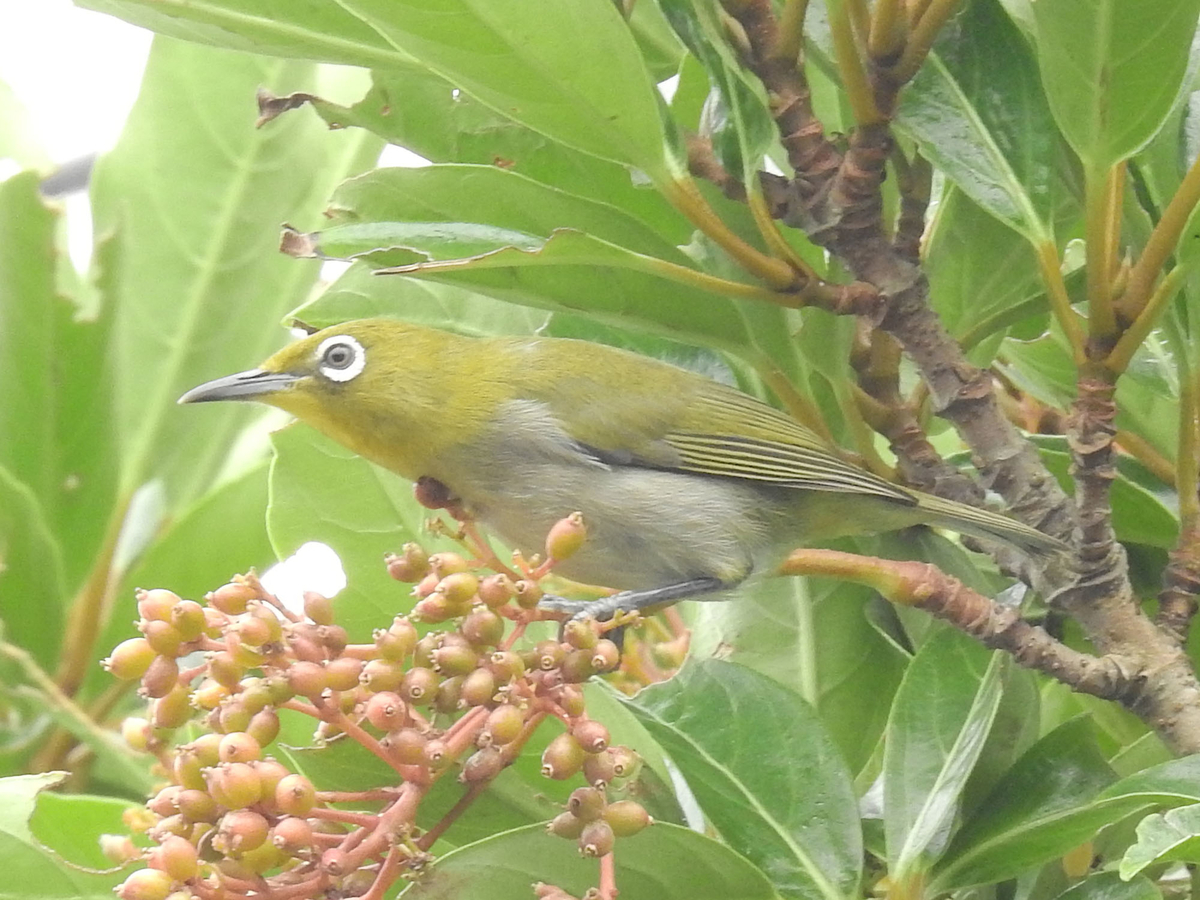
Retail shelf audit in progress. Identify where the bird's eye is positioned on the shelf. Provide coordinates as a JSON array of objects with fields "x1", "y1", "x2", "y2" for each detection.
[{"x1": 316, "y1": 335, "x2": 366, "y2": 383}]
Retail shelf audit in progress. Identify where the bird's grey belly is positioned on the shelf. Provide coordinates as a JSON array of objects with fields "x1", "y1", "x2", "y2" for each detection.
[{"x1": 429, "y1": 401, "x2": 777, "y2": 591}]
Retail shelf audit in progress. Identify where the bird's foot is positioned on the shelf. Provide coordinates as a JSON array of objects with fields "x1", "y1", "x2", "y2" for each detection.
[{"x1": 537, "y1": 577, "x2": 725, "y2": 623}]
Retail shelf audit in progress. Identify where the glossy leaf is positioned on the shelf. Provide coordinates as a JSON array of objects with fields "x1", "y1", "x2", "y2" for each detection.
[
  {"x1": 623, "y1": 659, "x2": 862, "y2": 900},
  {"x1": 884, "y1": 630, "x2": 1004, "y2": 879},
  {"x1": 0, "y1": 466, "x2": 65, "y2": 668},
  {"x1": 897, "y1": 0, "x2": 1064, "y2": 239},
  {"x1": 1031, "y1": 0, "x2": 1200, "y2": 167},
  {"x1": 332, "y1": 0, "x2": 675, "y2": 180},
  {"x1": 1055, "y1": 871, "x2": 1163, "y2": 900},
  {"x1": 930, "y1": 718, "x2": 1119, "y2": 891},
  {"x1": 0, "y1": 773, "x2": 127, "y2": 899},
  {"x1": 401, "y1": 822, "x2": 781, "y2": 900},
  {"x1": 91, "y1": 36, "x2": 380, "y2": 512},
  {"x1": 1120, "y1": 802, "x2": 1200, "y2": 878}
]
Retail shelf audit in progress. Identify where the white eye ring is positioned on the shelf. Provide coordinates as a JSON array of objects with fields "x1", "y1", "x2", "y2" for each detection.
[{"x1": 316, "y1": 335, "x2": 366, "y2": 383}]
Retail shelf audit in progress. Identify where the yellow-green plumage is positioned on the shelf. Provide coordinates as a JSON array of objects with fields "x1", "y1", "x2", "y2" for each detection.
[{"x1": 181, "y1": 318, "x2": 1062, "y2": 615}]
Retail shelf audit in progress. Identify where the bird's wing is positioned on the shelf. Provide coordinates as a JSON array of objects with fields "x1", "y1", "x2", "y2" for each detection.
[{"x1": 659, "y1": 383, "x2": 917, "y2": 505}]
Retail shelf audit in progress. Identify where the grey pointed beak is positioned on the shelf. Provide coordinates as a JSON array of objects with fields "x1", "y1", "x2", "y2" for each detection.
[{"x1": 178, "y1": 369, "x2": 301, "y2": 404}]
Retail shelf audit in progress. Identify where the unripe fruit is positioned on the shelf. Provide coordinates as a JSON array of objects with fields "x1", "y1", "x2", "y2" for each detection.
[
  {"x1": 608, "y1": 745, "x2": 639, "y2": 779},
  {"x1": 323, "y1": 656, "x2": 363, "y2": 692},
  {"x1": 116, "y1": 867, "x2": 174, "y2": 900},
  {"x1": 271, "y1": 816, "x2": 314, "y2": 855},
  {"x1": 461, "y1": 607, "x2": 505, "y2": 648},
  {"x1": 570, "y1": 719, "x2": 609, "y2": 754},
  {"x1": 218, "y1": 809, "x2": 269, "y2": 853},
  {"x1": 151, "y1": 684, "x2": 192, "y2": 730},
  {"x1": 431, "y1": 644, "x2": 479, "y2": 677},
  {"x1": 252, "y1": 758, "x2": 291, "y2": 803},
  {"x1": 488, "y1": 651, "x2": 526, "y2": 683},
  {"x1": 137, "y1": 588, "x2": 181, "y2": 622},
  {"x1": 147, "y1": 786, "x2": 182, "y2": 817},
  {"x1": 209, "y1": 582, "x2": 255, "y2": 615},
  {"x1": 274, "y1": 774, "x2": 316, "y2": 816},
  {"x1": 546, "y1": 811, "x2": 585, "y2": 839},
  {"x1": 317, "y1": 624, "x2": 348, "y2": 656},
  {"x1": 460, "y1": 667, "x2": 498, "y2": 708},
  {"x1": 460, "y1": 746, "x2": 504, "y2": 783},
  {"x1": 191, "y1": 678, "x2": 230, "y2": 711},
  {"x1": 141, "y1": 620, "x2": 185, "y2": 657},
  {"x1": 546, "y1": 512, "x2": 587, "y2": 561},
  {"x1": 556, "y1": 684, "x2": 587, "y2": 717},
  {"x1": 121, "y1": 718, "x2": 151, "y2": 755},
  {"x1": 413, "y1": 594, "x2": 456, "y2": 623},
  {"x1": 560, "y1": 649, "x2": 595, "y2": 684},
  {"x1": 428, "y1": 551, "x2": 469, "y2": 578},
  {"x1": 514, "y1": 580, "x2": 544, "y2": 609},
  {"x1": 478, "y1": 574, "x2": 516, "y2": 609},
  {"x1": 482, "y1": 704, "x2": 524, "y2": 746},
  {"x1": 567, "y1": 786, "x2": 606, "y2": 822},
  {"x1": 401, "y1": 667, "x2": 440, "y2": 705},
  {"x1": 603, "y1": 800, "x2": 652, "y2": 837},
  {"x1": 533, "y1": 640, "x2": 566, "y2": 671},
  {"x1": 148, "y1": 835, "x2": 199, "y2": 882},
  {"x1": 436, "y1": 571, "x2": 479, "y2": 607},
  {"x1": 170, "y1": 599, "x2": 206, "y2": 641},
  {"x1": 582, "y1": 750, "x2": 617, "y2": 786},
  {"x1": 104, "y1": 638, "x2": 156, "y2": 680},
  {"x1": 578, "y1": 820, "x2": 614, "y2": 857},
  {"x1": 541, "y1": 732, "x2": 585, "y2": 780},
  {"x1": 208, "y1": 651, "x2": 243, "y2": 689},
  {"x1": 435, "y1": 676, "x2": 464, "y2": 715},
  {"x1": 287, "y1": 661, "x2": 328, "y2": 698},
  {"x1": 188, "y1": 733, "x2": 223, "y2": 768},
  {"x1": 364, "y1": 692, "x2": 407, "y2": 731},
  {"x1": 141, "y1": 655, "x2": 180, "y2": 699},
  {"x1": 302, "y1": 591, "x2": 335, "y2": 626},
  {"x1": 99, "y1": 834, "x2": 140, "y2": 865},
  {"x1": 590, "y1": 640, "x2": 620, "y2": 672},
  {"x1": 386, "y1": 542, "x2": 430, "y2": 583},
  {"x1": 359, "y1": 658, "x2": 404, "y2": 693},
  {"x1": 218, "y1": 732, "x2": 262, "y2": 764},
  {"x1": 176, "y1": 789, "x2": 218, "y2": 823},
  {"x1": 246, "y1": 708, "x2": 281, "y2": 748},
  {"x1": 425, "y1": 738, "x2": 450, "y2": 768},
  {"x1": 375, "y1": 617, "x2": 417, "y2": 661},
  {"x1": 232, "y1": 615, "x2": 273, "y2": 649},
  {"x1": 236, "y1": 840, "x2": 286, "y2": 876},
  {"x1": 208, "y1": 761, "x2": 263, "y2": 809},
  {"x1": 385, "y1": 728, "x2": 428, "y2": 766},
  {"x1": 413, "y1": 633, "x2": 441, "y2": 669}
]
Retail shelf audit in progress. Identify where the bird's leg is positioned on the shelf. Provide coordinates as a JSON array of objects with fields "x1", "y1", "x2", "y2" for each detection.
[{"x1": 538, "y1": 577, "x2": 726, "y2": 622}]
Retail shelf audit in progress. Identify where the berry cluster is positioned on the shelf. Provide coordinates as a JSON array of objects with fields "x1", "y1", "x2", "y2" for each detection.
[{"x1": 102, "y1": 512, "x2": 661, "y2": 900}]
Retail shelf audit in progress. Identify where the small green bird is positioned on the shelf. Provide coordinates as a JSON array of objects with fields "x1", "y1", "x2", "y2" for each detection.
[{"x1": 180, "y1": 318, "x2": 1062, "y2": 619}]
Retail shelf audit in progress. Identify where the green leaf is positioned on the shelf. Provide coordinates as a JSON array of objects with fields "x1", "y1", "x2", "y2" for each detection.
[
  {"x1": 1031, "y1": 0, "x2": 1200, "y2": 167},
  {"x1": 0, "y1": 466, "x2": 65, "y2": 668},
  {"x1": 1055, "y1": 871, "x2": 1163, "y2": 900},
  {"x1": 622, "y1": 659, "x2": 862, "y2": 900},
  {"x1": 331, "y1": 0, "x2": 675, "y2": 180},
  {"x1": 924, "y1": 187, "x2": 1046, "y2": 355},
  {"x1": 288, "y1": 70, "x2": 690, "y2": 241},
  {"x1": 91, "y1": 36, "x2": 380, "y2": 512},
  {"x1": 399, "y1": 821, "x2": 782, "y2": 900},
  {"x1": 302, "y1": 165, "x2": 771, "y2": 352},
  {"x1": 75, "y1": 0, "x2": 408, "y2": 67},
  {"x1": 1120, "y1": 802, "x2": 1200, "y2": 878},
  {"x1": 884, "y1": 630, "x2": 1005, "y2": 879},
  {"x1": 266, "y1": 425, "x2": 456, "y2": 641},
  {"x1": 29, "y1": 791, "x2": 137, "y2": 870},
  {"x1": 0, "y1": 773, "x2": 127, "y2": 899},
  {"x1": 687, "y1": 575, "x2": 907, "y2": 775},
  {"x1": 930, "y1": 718, "x2": 1118, "y2": 891},
  {"x1": 897, "y1": 0, "x2": 1064, "y2": 240}
]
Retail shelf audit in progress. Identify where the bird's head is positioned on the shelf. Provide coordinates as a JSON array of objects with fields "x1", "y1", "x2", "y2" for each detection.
[{"x1": 179, "y1": 319, "x2": 469, "y2": 473}]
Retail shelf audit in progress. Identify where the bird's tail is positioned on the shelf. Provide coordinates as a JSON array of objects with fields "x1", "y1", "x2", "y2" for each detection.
[{"x1": 912, "y1": 491, "x2": 1068, "y2": 555}]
